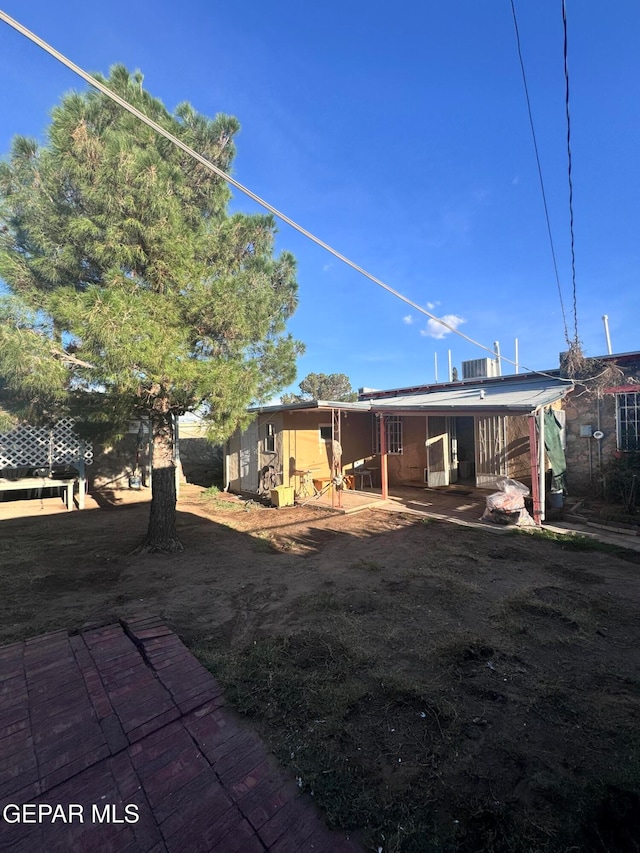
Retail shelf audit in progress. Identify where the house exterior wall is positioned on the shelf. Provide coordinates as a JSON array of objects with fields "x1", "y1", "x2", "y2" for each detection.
[
  {"x1": 284, "y1": 410, "x2": 373, "y2": 486},
  {"x1": 506, "y1": 416, "x2": 531, "y2": 484},
  {"x1": 226, "y1": 428, "x2": 242, "y2": 491},
  {"x1": 384, "y1": 416, "x2": 427, "y2": 486},
  {"x1": 284, "y1": 411, "x2": 333, "y2": 485},
  {"x1": 227, "y1": 410, "x2": 376, "y2": 494},
  {"x1": 257, "y1": 412, "x2": 285, "y2": 485},
  {"x1": 226, "y1": 414, "x2": 285, "y2": 493},
  {"x1": 337, "y1": 412, "x2": 375, "y2": 473},
  {"x1": 564, "y1": 389, "x2": 617, "y2": 494},
  {"x1": 564, "y1": 356, "x2": 640, "y2": 495}
]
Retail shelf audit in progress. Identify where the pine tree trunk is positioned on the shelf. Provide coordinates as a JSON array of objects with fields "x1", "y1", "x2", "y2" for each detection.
[{"x1": 138, "y1": 409, "x2": 183, "y2": 553}]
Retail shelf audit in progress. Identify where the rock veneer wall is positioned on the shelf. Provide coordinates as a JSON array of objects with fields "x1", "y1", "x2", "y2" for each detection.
[
  {"x1": 564, "y1": 354, "x2": 640, "y2": 495},
  {"x1": 91, "y1": 433, "x2": 220, "y2": 491},
  {"x1": 564, "y1": 391, "x2": 616, "y2": 495}
]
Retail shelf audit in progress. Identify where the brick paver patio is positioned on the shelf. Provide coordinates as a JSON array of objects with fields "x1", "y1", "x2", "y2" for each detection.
[{"x1": 0, "y1": 618, "x2": 362, "y2": 852}]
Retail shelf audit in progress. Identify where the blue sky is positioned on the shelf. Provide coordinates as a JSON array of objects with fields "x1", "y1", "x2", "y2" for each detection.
[{"x1": 0, "y1": 1, "x2": 638, "y2": 395}]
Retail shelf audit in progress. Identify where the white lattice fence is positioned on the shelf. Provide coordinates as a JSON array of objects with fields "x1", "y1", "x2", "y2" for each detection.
[{"x1": 0, "y1": 418, "x2": 93, "y2": 469}]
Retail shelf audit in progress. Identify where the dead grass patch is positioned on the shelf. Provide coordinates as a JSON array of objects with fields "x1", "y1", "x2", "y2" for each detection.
[{"x1": 1, "y1": 496, "x2": 640, "y2": 851}]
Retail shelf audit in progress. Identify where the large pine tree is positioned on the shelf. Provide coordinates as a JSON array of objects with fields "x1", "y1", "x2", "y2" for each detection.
[{"x1": 0, "y1": 66, "x2": 302, "y2": 551}]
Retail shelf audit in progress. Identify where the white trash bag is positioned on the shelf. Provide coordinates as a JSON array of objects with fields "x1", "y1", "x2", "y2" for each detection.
[{"x1": 481, "y1": 477, "x2": 535, "y2": 526}]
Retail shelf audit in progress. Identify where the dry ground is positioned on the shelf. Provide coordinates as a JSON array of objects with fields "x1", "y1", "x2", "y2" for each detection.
[{"x1": 1, "y1": 486, "x2": 640, "y2": 852}]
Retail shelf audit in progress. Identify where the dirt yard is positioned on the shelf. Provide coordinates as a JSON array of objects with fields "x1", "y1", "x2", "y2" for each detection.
[{"x1": 1, "y1": 486, "x2": 640, "y2": 852}]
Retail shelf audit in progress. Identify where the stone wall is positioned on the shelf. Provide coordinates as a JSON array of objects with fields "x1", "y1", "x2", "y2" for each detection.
[
  {"x1": 564, "y1": 355, "x2": 640, "y2": 495},
  {"x1": 91, "y1": 434, "x2": 220, "y2": 491},
  {"x1": 564, "y1": 392, "x2": 615, "y2": 495},
  {"x1": 178, "y1": 438, "x2": 222, "y2": 487},
  {"x1": 90, "y1": 435, "x2": 147, "y2": 490}
]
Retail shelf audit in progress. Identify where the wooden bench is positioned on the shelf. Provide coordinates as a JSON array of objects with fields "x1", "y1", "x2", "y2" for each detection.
[{"x1": 0, "y1": 476, "x2": 78, "y2": 511}]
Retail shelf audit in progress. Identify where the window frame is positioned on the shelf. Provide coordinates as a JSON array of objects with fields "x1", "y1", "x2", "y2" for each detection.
[
  {"x1": 264, "y1": 422, "x2": 276, "y2": 453},
  {"x1": 319, "y1": 423, "x2": 332, "y2": 443},
  {"x1": 373, "y1": 415, "x2": 403, "y2": 455},
  {"x1": 616, "y1": 391, "x2": 640, "y2": 452}
]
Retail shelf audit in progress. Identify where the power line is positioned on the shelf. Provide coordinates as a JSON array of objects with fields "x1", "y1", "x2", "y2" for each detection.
[
  {"x1": 0, "y1": 10, "x2": 572, "y2": 384},
  {"x1": 562, "y1": 0, "x2": 579, "y2": 344},
  {"x1": 509, "y1": 0, "x2": 570, "y2": 346}
]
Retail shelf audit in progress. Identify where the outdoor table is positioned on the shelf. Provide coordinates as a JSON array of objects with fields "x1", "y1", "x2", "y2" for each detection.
[{"x1": 0, "y1": 476, "x2": 78, "y2": 510}]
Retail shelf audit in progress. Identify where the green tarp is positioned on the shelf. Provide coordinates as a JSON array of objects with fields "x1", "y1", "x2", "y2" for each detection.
[{"x1": 544, "y1": 409, "x2": 566, "y2": 492}]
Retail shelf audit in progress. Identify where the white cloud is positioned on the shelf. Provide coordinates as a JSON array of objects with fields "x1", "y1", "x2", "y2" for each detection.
[
  {"x1": 420, "y1": 314, "x2": 466, "y2": 340},
  {"x1": 403, "y1": 314, "x2": 414, "y2": 325},
  {"x1": 322, "y1": 263, "x2": 333, "y2": 272},
  {"x1": 425, "y1": 301, "x2": 439, "y2": 311}
]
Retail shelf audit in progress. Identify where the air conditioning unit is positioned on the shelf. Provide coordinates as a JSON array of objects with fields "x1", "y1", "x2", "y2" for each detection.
[{"x1": 462, "y1": 357, "x2": 500, "y2": 379}]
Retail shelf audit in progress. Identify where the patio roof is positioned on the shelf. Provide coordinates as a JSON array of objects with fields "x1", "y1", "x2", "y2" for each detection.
[
  {"x1": 368, "y1": 376, "x2": 573, "y2": 415},
  {"x1": 248, "y1": 375, "x2": 574, "y2": 418},
  {"x1": 249, "y1": 399, "x2": 371, "y2": 414}
]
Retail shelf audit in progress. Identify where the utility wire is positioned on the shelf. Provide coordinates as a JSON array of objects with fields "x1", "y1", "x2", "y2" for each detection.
[
  {"x1": 509, "y1": 0, "x2": 570, "y2": 347},
  {"x1": 0, "y1": 10, "x2": 572, "y2": 384},
  {"x1": 562, "y1": 0, "x2": 579, "y2": 344}
]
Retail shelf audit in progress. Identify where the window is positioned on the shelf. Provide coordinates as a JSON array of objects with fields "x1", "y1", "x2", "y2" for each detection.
[
  {"x1": 616, "y1": 392, "x2": 640, "y2": 451},
  {"x1": 264, "y1": 422, "x2": 276, "y2": 453},
  {"x1": 319, "y1": 424, "x2": 332, "y2": 442},
  {"x1": 373, "y1": 416, "x2": 403, "y2": 454}
]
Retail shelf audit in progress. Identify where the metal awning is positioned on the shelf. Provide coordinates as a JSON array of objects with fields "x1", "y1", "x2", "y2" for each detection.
[
  {"x1": 249, "y1": 399, "x2": 371, "y2": 414},
  {"x1": 248, "y1": 376, "x2": 574, "y2": 417},
  {"x1": 368, "y1": 377, "x2": 573, "y2": 415}
]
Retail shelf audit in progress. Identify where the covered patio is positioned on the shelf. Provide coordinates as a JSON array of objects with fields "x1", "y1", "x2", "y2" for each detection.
[
  {"x1": 301, "y1": 481, "x2": 493, "y2": 529},
  {"x1": 364, "y1": 374, "x2": 573, "y2": 526}
]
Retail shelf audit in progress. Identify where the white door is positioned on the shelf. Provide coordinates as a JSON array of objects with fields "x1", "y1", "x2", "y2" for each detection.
[
  {"x1": 240, "y1": 420, "x2": 259, "y2": 491},
  {"x1": 426, "y1": 416, "x2": 450, "y2": 487},
  {"x1": 475, "y1": 416, "x2": 508, "y2": 488}
]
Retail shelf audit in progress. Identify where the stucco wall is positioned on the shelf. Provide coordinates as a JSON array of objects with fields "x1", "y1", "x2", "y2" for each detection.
[
  {"x1": 228, "y1": 409, "x2": 378, "y2": 494},
  {"x1": 284, "y1": 411, "x2": 333, "y2": 485},
  {"x1": 284, "y1": 410, "x2": 374, "y2": 486},
  {"x1": 385, "y1": 416, "x2": 425, "y2": 486}
]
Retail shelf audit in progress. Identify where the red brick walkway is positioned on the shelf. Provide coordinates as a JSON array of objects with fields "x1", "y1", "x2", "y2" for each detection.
[{"x1": 0, "y1": 618, "x2": 361, "y2": 852}]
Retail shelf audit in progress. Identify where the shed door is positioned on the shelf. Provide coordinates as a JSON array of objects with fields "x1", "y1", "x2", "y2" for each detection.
[
  {"x1": 426, "y1": 416, "x2": 450, "y2": 487},
  {"x1": 240, "y1": 420, "x2": 259, "y2": 492},
  {"x1": 475, "y1": 415, "x2": 508, "y2": 488}
]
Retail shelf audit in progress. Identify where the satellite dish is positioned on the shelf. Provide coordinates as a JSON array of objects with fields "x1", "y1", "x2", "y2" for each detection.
[{"x1": 593, "y1": 430, "x2": 604, "y2": 440}]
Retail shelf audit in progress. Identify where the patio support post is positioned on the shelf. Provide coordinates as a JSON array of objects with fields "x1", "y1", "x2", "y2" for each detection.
[
  {"x1": 379, "y1": 414, "x2": 389, "y2": 500},
  {"x1": 538, "y1": 406, "x2": 546, "y2": 523},
  {"x1": 528, "y1": 414, "x2": 541, "y2": 525},
  {"x1": 330, "y1": 407, "x2": 337, "y2": 509}
]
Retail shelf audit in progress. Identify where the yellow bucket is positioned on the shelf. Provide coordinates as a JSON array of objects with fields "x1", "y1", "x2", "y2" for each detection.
[{"x1": 271, "y1": 486, "x2": 295, "y2": 508}]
